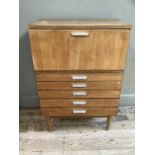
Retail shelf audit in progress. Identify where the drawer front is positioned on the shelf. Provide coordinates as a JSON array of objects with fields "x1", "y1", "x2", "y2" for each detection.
[
  {"x1": 29, "y1": 30, "x2": 130, "y2": 70},
  {"x1": 40, "y1": 99, "x2": 119, "y2": 107},
  {"x1": 38, "y1": 90, "x2": 120, "y2": 99},
  {"x1": 36, "y1": 72, "x2": 123, "y2": 82},
  {"x1": 41, "y1": 108, "x2": 118, "y2": 117},
  {"x1": 37, "y1": 81, "x2": 121, "y2": 90}
]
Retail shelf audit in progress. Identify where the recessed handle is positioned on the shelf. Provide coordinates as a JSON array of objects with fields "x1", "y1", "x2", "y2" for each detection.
[
  {"x1": 71, "y1": 32, "x2": 89, "y2": 37},
  {"x1": 73, "y1": 110, "x2": 87, "y2": 114},
  {"x1": 72, "y1": 83, "x2": 87, "y2": 88},
  {"x1": 72, "y1": 75, "x2": 87, "y2": 80},
  {"x1": 72, "y1": 101, "x2": 86, "y2": 105},
  {"x1": 72, "y1": 91, "x2": 87, "y2": 96}
]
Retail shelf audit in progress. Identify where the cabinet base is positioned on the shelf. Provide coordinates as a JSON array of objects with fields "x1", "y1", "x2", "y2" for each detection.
[{"x1": 45, "y1": 116, "x2": 112, "y2": 131}]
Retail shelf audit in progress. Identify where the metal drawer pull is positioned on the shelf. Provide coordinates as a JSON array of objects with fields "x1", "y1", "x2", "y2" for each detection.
[
  {"x1": 72, "y1": 83, "x2": 87, "y2": 88},
  {"x1": 71, "y1": 32, "x2": 89, "y2": 37},
  {"x1": 72, "y1": 75, "x2": 87, "y2": 80},
  {"x1": 72, "y1": 91, "x2": 87, "y2": 96},
  {"x1": 73, "y1": 110, "x2": 87, "y2": 114},
  {"x1": 73, "y1": 101, "x2": 86, "y2": 105}
]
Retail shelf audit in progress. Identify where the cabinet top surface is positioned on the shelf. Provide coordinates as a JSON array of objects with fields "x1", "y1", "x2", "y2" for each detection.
[{"x1": 29, "y1": 19, "x2": 132, "y2": 29}]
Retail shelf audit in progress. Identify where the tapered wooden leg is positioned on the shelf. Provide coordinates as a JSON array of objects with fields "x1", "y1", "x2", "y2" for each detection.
[
  {"x1": 45, "y1": 117, "x2": 53, "y2": 131},
  {"x1": 107, "y1": 116, "x2": 112, "y2": 130}
]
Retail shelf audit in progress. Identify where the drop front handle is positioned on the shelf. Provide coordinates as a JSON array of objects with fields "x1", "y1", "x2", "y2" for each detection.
[{"x1": 71, "y1": 32, "x2": 89, "y2": 37}]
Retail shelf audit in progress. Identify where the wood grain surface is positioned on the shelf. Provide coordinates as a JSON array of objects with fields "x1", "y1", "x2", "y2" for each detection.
[
  {"x1": 41, "y1": 107, "x2": 118, "y2": 117},
  {"x1": 37, "y1": 81, "x2": 121, "y2": 90},
  {"x1": 39, "y1": 99, "x2": 119, "y2": 108},
  {"x1": 36, "y1": 72, "x2": 123, "y2": 81},
  {"x1": 29, "y1": 19, "x2": 132, "y2": 29},
  {"x1": 29, "y1": 30, "x2": 130, "y2": 70},
  {"x1": 38, "y1": 90, "x2": 120, "y2": 99}
]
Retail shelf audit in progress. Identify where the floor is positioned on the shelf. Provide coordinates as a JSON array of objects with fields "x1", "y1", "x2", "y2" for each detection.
[{"x1": 19, "y1": 106, "x2": 135, "y2": 155}]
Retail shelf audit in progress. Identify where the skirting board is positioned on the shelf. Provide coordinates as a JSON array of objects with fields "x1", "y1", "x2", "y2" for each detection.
[{"x1": 19, "y1": 94, "x2": 135, "y2": 108}]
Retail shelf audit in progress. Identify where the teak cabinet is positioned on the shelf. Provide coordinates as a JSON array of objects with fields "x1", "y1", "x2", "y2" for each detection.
[{"x1": 28, "y1": 19, "x2": 132, "y2": 130}]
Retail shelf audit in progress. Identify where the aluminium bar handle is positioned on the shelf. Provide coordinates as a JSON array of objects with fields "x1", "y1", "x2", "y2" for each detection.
[
  {"x1": 72, "y1": 83, "x2": 87, "y2": 88},
  {"x1": 72, "y1": 101, "x2": 87, "y2": 105},
  {"x1": 71, "y1": 32, "x2": 89, "y2": 37},
  {"x1": 72, "y1": 91, "x2": 87, "y2": 96},
  {"x1": 72, "y1": 75, "x2": 87, "y2": 80},
  {"x1": 73, "y1": 110, "x2": 87, "y2": 114}
]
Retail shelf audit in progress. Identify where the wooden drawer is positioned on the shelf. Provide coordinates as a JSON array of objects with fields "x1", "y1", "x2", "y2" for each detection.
[
  {"x1": 37, "y1": 81, "x2": 121, "y2": 90},
  {"x1": 29, "y1": 30, "x2": 130, "y2": 70},
  {"x1": 36, "y1": 72, "x2": 123, "y2": 82},
  {"x1": 40, "y1": 99, "x2": 119, "y2": 108},
  {"x1": 38, "y1": 90, "x2": 120, "y2": 99},
  {"x1": 41, "y1": 108, "x2": 118, "y2": 117}
]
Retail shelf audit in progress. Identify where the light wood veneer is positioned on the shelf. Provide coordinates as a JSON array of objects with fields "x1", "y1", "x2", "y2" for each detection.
[{"x1": 28, "y1": 19, "x2": 131, "y2": 130}]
